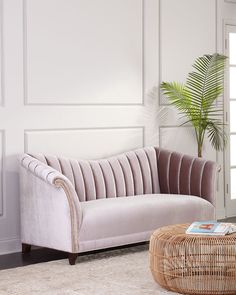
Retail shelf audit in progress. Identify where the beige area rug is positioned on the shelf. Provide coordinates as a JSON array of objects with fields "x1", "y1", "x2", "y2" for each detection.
[{"x1": 0, "y1": 245, "x2": 181, "y2": 295}]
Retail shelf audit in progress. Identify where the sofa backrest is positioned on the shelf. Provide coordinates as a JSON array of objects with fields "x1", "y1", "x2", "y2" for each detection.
[
  {"x1": 30, "y1": 147, "x2": 160, "y2": 202},
  {"x1": 156, "y1": 148, "x2": 217, "y2": 206}
]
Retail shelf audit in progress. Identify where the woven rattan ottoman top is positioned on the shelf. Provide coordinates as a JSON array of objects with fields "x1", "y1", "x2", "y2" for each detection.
[{"x1": 149, "y1": 224, "x2": 236, "y2": 295}]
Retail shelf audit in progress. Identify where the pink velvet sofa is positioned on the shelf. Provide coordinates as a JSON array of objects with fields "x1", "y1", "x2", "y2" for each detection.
[{"x1": 20, "y1": 147, "x2": 217, "y2": 265}]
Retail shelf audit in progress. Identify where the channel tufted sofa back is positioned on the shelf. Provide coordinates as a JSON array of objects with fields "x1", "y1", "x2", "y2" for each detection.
[
  {"x1": 157, "y1": 149, "x2": 217, "y2": 206},
  {"x1": 25, "y1": 146, "x2": 217, "y2": 206},
  {"x1": 29, "y1": 147, "x2": 160, "y2": 202}
]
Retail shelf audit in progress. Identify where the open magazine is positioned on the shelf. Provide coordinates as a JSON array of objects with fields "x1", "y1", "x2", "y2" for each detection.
[{"x1": 186, "y1": 221, "x2": 236, "y2": 236}]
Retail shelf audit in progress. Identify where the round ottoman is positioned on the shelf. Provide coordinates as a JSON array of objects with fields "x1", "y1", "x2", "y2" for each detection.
[{"x1": 149, "y1": 224, "x2": 236, "y2": 295}]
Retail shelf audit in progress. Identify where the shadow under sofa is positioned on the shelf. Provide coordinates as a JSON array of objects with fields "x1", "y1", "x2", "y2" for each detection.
[{"x1": 20, "y1": 147, "x2": 218, "y2": 265}]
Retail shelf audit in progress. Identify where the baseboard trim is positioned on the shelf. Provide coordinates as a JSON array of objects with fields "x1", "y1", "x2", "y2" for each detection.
[{"x1": 0, "y1": 237, "x2": 21, "y2": 255}]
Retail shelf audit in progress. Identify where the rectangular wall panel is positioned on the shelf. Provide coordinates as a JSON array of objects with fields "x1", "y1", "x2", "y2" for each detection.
[
  {"x1": 159, "y1": 126, "x2": 216, "y2": 161},
  {"x1": 160, "y1": 0, "x2": 216, "y2": 104},
  {"x1": 24, "y1": 0, "x2": 143, "y2": 105},
  {"x1": 25, "y1": 127, "x2": 144, "y2": 159}
]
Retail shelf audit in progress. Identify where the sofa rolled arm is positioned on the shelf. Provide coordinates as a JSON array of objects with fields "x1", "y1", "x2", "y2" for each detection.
[
  {"x1": 156, "y1": 148, "x2": 218, "y2": 207},
  {"x1": 21, "y1": 154, "x2": 71, "y2": 186},
  {"x1": 20, "y1": 154, "x2": 81, "y2": 253}
]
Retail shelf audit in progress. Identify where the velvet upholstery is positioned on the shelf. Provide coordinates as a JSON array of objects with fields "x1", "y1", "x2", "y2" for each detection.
[
  {"x1": 28, "y1": 146, "x2": 160, "y2": 202},
  {"x1": 20, "y1": 147, "x2": 218, "y2": 255},
  {"x1": 78, "y1": 194, "x2": 214, "y2": 252},
  {"x1": 156, "y1": 149, "x2": 217, "y2": 206},
  {"x1": 20, "y1": 157, "x2": 81, "y2": 253}
]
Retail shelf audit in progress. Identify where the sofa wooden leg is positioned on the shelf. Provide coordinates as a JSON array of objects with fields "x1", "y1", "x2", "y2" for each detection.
[
  {"x1": 22, "y1": 243, "x2": 31, "y2": 254},
  {"x1": 68, "y1": 253, "x2": 77, "y2": 265}
]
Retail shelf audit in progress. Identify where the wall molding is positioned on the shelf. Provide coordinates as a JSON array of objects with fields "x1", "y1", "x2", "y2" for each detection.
[
  {"x1": 223, "y1": 19, "x2": 236, "y2": 26},
  {"x1": 224, "y1": 0, "x2": 236, "y2": 4},
  {"x1": 24, "y1": 126, "x2": 146, "y2": 153},
  {"x1": 23, "y1": 0, "x2": 145, "y2": 106}
]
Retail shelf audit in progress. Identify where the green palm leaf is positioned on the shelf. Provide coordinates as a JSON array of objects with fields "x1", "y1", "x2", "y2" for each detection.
[
  {"x1": 160, "y1": 53, "x2": 227, "y2": 157},
  {"x1": 206, "y1": 122, "x2": 227, "y2": 151}
]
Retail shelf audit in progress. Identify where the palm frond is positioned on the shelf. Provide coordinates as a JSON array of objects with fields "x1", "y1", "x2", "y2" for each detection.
[
  {"x1": 206, "y1": 121, "x2": 227, "y2": 151},
  {"x1": 186, "y1": 54, "x2": 227, "y2": 110},
  {"x1": 160, "y1": 82, "x2": 191, "y2": 113},
  {"x1": 160, "y1": 53, "x2": 228, "y2": 157}
]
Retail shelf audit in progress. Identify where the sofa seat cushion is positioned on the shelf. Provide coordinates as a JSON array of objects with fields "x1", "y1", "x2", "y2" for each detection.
[{"x1": 78, "y1": 194, "x2": 214, "y2": 252}]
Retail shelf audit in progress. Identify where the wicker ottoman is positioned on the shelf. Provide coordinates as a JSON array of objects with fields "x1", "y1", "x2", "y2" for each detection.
[{"x1": 149, "y1": 224, "x2": 236, "y2": 295}]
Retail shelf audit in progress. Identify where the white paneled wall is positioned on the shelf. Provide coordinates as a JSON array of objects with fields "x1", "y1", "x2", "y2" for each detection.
[
  {"x1": 160, "y1": 0, "x2": 216, "y2": 103},
  {"x1": 0, "y1": 0, "x2": 232, "y2": 254},
  {"x1": 0, "y1": 0, "x2": 159, "y2": 254},
  {"x1": 159, "y1": 127, "x2": 216, "y2": 161},
  {"x1": 25, "y1": 128, "x2": 145, "y2": 159},
  {"x1": 25, "y1": 0, "x2": 143, "y2": 104}
]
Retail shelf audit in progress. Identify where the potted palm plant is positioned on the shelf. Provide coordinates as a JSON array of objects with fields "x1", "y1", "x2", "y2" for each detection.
[{"x1": 160, "y1": 53, "x2": 227, "y2": 157}]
